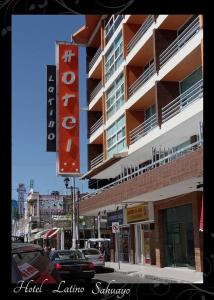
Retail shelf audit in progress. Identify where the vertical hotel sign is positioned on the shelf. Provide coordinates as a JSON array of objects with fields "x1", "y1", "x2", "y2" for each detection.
[
  {"x1": 47, "y1": 65, "x2": 56, "y2": 151},
  {"x1": 56, "y1": 42, "x2": 80, "y2": 175}
]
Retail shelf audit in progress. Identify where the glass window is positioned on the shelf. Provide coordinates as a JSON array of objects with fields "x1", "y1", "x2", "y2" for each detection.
[
  {"x1": 106, "y1": 115, "x2": 126, "y2": 158},
  {"x1": 13, "y1": 251, "x2": 41, "y2": 266},
  {"x1": 82, "y1": 249, "x2": 100, "y2": 255},
  {"x1": 53, "y1": 251, "x2": 84, "y2": 260},
  {"x1": 180, "y1": 67, "x2": 202, "y2": 94},
  {"x1": 106, "y1": 73, "x2": 125, "y2": 120},
  {"x1": 105, "y1": 32, "x2": 123, "y2": 82},
  {"x1": 105, "y1": 15, "x2": 123, "y2": 44},
  {"x1": 144, "y1": 104, "x2": 156, "y2": 120}
]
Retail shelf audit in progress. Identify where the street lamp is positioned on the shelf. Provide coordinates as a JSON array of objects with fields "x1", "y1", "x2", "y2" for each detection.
[{"x1": 64, "y1": 177, "x2": 80, "y2": 249}]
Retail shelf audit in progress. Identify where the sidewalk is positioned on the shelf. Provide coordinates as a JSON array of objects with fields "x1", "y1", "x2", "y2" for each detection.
[{"x1": 105, "y1": 262, "x2": 203, "y2": 283}]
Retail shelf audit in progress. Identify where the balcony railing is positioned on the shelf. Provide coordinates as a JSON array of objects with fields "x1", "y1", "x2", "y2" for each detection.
[
  {"x1": 90, "y1": 116, "x2": 103, "y2": 136},
  {"x1": 129, "y1": 114, "x2": 157, "y2": 145},
  {"x1": 82, "y1": 138, "x2": 203, "y2": 200},
  {"x1": 162, "y1": 79, "x2": 203, "y2": 123},
  {"x1": 127, "y1": 15, "x2": 154, "y2": 53},
  {"x1": 89, "y1": 48, "x2": 102, "y2": 72},
  {"x1": 128, "y1": 62, "x2": 155, "y2": 97},
  {"x1": 90, "y1": 153, "x2": 104, "y2": 169},
  {"x1": 89, "y1": 81, "x2": 102, "y2": 103},
  {"x1": 159, "y1": 17, "x2": 200, "y2": 67}
]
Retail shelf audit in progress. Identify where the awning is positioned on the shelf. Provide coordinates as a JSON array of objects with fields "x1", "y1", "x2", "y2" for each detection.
[
  {"x1": 42, "y1": 228, "x2": 58, "y2": 239},
  {"x1": 199, "y1": 196, "x2": 203, "y2": 232},
  {"x1": 34, "y1": 229, "x2": 50, "y2": 240},
  {"x1": 48, "y1": 228, "x2": 60, "y2": 238}
]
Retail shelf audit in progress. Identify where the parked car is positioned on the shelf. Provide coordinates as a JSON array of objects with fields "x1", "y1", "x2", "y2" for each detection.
[
  {"x1": 78, "y1": 248, "x2": 105, "y2": 271},
  {"x1": 49, "y1": 250, "x2": 95, "y2": 282},
  {"x1": 12, "y1": 242, "x2": 60, "y2": 284}
]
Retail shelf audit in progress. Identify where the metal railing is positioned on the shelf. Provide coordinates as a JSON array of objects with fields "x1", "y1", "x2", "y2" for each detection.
[
  {"x1": 127, "y1": 15, "x2": 154, "y2": 53},
  {"x1": 159, "y1": 17, "x2": 200, "y2": 67},
  {"x1": 162, "y1": 79, "x2": 203, "y2": 123},
  {"x1": 89, "y1": 48, "x2": 102, "y2": 72},
  {"x1": 129, "y1": 114, "x2": 157, "y2": 144},
  {"x1": 128, "y1": 62, "x2": 155, "y2": 97},
  {"x1": 82, "y1": 138, "x2": 203, "y2": 200},
  {"x1": 90, "y1": 153, "x2": 104, "y2": 169},
  {"x1": 89, "y1": 81, "x2": 102, "y2": 103},
  {"x1": 90, "y1": 116, "x2": 103, "y2": 136}
]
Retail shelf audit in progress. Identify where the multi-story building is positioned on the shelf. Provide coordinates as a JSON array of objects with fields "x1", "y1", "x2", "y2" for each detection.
[
  {"x1": 26, "y1": 190, "x2": 65, "y2": 247},
  {"x1": 72, "y1": 15, "x2": 203, "y2": 271}
]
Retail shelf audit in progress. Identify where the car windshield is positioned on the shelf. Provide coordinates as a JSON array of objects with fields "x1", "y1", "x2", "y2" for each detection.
[
  {"x1": 82, "y1": 249, "x2": 100, "y2": 255},
  {"x1": 53, "y1": 251, "x2": 84, "y2": 261}
]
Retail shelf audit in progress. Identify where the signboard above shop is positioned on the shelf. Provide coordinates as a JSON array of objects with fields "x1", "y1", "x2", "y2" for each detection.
[
  {"x1": 107, "y1": 209, "x2": 124, "y2": 228},
  {"x1": 126, "y1": 204, "x2": 149, "y2": 223}
]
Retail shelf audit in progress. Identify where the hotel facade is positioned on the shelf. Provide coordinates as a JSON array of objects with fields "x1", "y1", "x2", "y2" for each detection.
[{"x1": 72, "y1": 15, "x2": 203, "y2": 271}]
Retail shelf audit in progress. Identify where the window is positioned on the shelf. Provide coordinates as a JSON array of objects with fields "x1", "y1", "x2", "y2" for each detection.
[
  {"x1": 53, "y1": 251, "x2": 84, "y2": 261},
  {"x1": 144, "y1": 104, "x2": 156, "y2": 120},
  {"x1": 105, "y1": 15, "x2": 123, "y2": 44},
  {"x1": 180, "y1": 67, "x2": 202, "y2": 94},
  {"x1": 106, "y1": 73, "x2": 125, "y2": 120},
  {"x1": 180, "y1": 67, "x2": 202, "y2": 107},
  {"x1": 177, "y1": 15, "x2": 199, "y2": 49},
  {"x1": 82, "y1": 249, "x2": 100, "y2": 255},
  {"x1": 106, "y1": 115, "x2": 126, "y2": 159},
  {"x1": 105, "y1": 32, "x2": 123, "y2": 82},
  {"x1": 13, "y1": 251, "x2": 41, "y2": 266}
]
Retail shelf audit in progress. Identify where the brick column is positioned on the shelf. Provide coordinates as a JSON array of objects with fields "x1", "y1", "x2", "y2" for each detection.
[
  {"x1": 155, "y1": 208, "x2": 165, "y2": 267},
  {"x1": 129, "y1": 225, "x2": 135, "y2": 264},
  {"x1": 192, "y1": 191, "x2": 203, "y2": 272}
]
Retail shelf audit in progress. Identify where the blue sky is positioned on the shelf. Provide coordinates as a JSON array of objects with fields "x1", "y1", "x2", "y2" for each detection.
[{"x1": 12, "y1": 15, "x2": 89, "y2": 200}]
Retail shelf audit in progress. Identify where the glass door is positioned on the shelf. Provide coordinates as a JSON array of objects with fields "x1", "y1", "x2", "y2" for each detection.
[{"x1": 164, "y1": 205, "x2": 195, "y2": 268}]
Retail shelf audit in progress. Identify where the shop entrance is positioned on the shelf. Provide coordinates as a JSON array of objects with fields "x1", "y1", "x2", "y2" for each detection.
[
  {"x1": 118, "y1": 227, "x2": 129, "y2": 262},
  {"x1": 164, "y1": 204, "x2": 195, "y2": 268}
]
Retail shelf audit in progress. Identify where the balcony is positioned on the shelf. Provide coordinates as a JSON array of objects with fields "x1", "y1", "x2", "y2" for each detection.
[
  {"x1": 89, "y1": 81, "x2": 102, "y2": 103},
  {"x1": 128, "y1": 62, "x2": 156, "y2": 98},
  {"x1": 82, "y1": 138, "x2": 203, "y2": 201},
  {"x1": 90, "y1": 116, "x2": 103, "y2": 136},
  {"x1": 90, "y1": 153, "x2": 104, "y2": 169},
  {"x1": 129, "y1": 114, "x2": 158, "y2": 145},
  {"x1": 89, "y1": 47, "x2": 102, "y2": 73},
  {"x1": 161, "y1": 79, "x2": 203, "y2": 123},
  {"x1": 159, "y1": 17, "x2": 200, "y2": 68},
  {"x1": 127, "y1": 15, "x2": 154, "y2": 53}
]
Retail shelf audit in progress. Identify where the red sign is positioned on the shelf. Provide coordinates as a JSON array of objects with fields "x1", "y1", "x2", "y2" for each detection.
[{"x1": 56, "y1": 42, "x2": 80, "y2": 175}]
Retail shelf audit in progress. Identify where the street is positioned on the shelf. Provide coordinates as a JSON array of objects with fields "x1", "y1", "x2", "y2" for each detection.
[{"x1": 94, "y1": 270, "x2": 158, "y2": 284}]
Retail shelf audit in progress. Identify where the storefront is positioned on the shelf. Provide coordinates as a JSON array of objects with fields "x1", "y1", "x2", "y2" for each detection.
[
  {"x1": 163, "y1": 204, "x2": 195, "y2": 268},
  {"x1": 154, "y1": 191, "x2": 203, "y2": 271},
  {"x1": 126, "y1": 203, "x2": 155, "y2": 265},
  {"x1": 107, "y1": 209, "x2": 130, "y2": 262},
  {"x1": 42, "y1": 228, "x2": 60, "y2": 249}
]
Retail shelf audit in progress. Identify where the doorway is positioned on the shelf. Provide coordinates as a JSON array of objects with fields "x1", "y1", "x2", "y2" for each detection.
[{"x1": 164, "y1": 205, "x2": 195, "y2": 268}]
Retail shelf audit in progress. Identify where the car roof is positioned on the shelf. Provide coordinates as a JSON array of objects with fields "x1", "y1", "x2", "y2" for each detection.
[
  {"x1": 80, "y1": 248, "x2": 100, "y2": 251},
  {"x1": 12, "y1": 243, "x2": 42, "y2": 254},
  {"x1": 51, "y1": 250, "x2": 80, "y2": 254}
]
